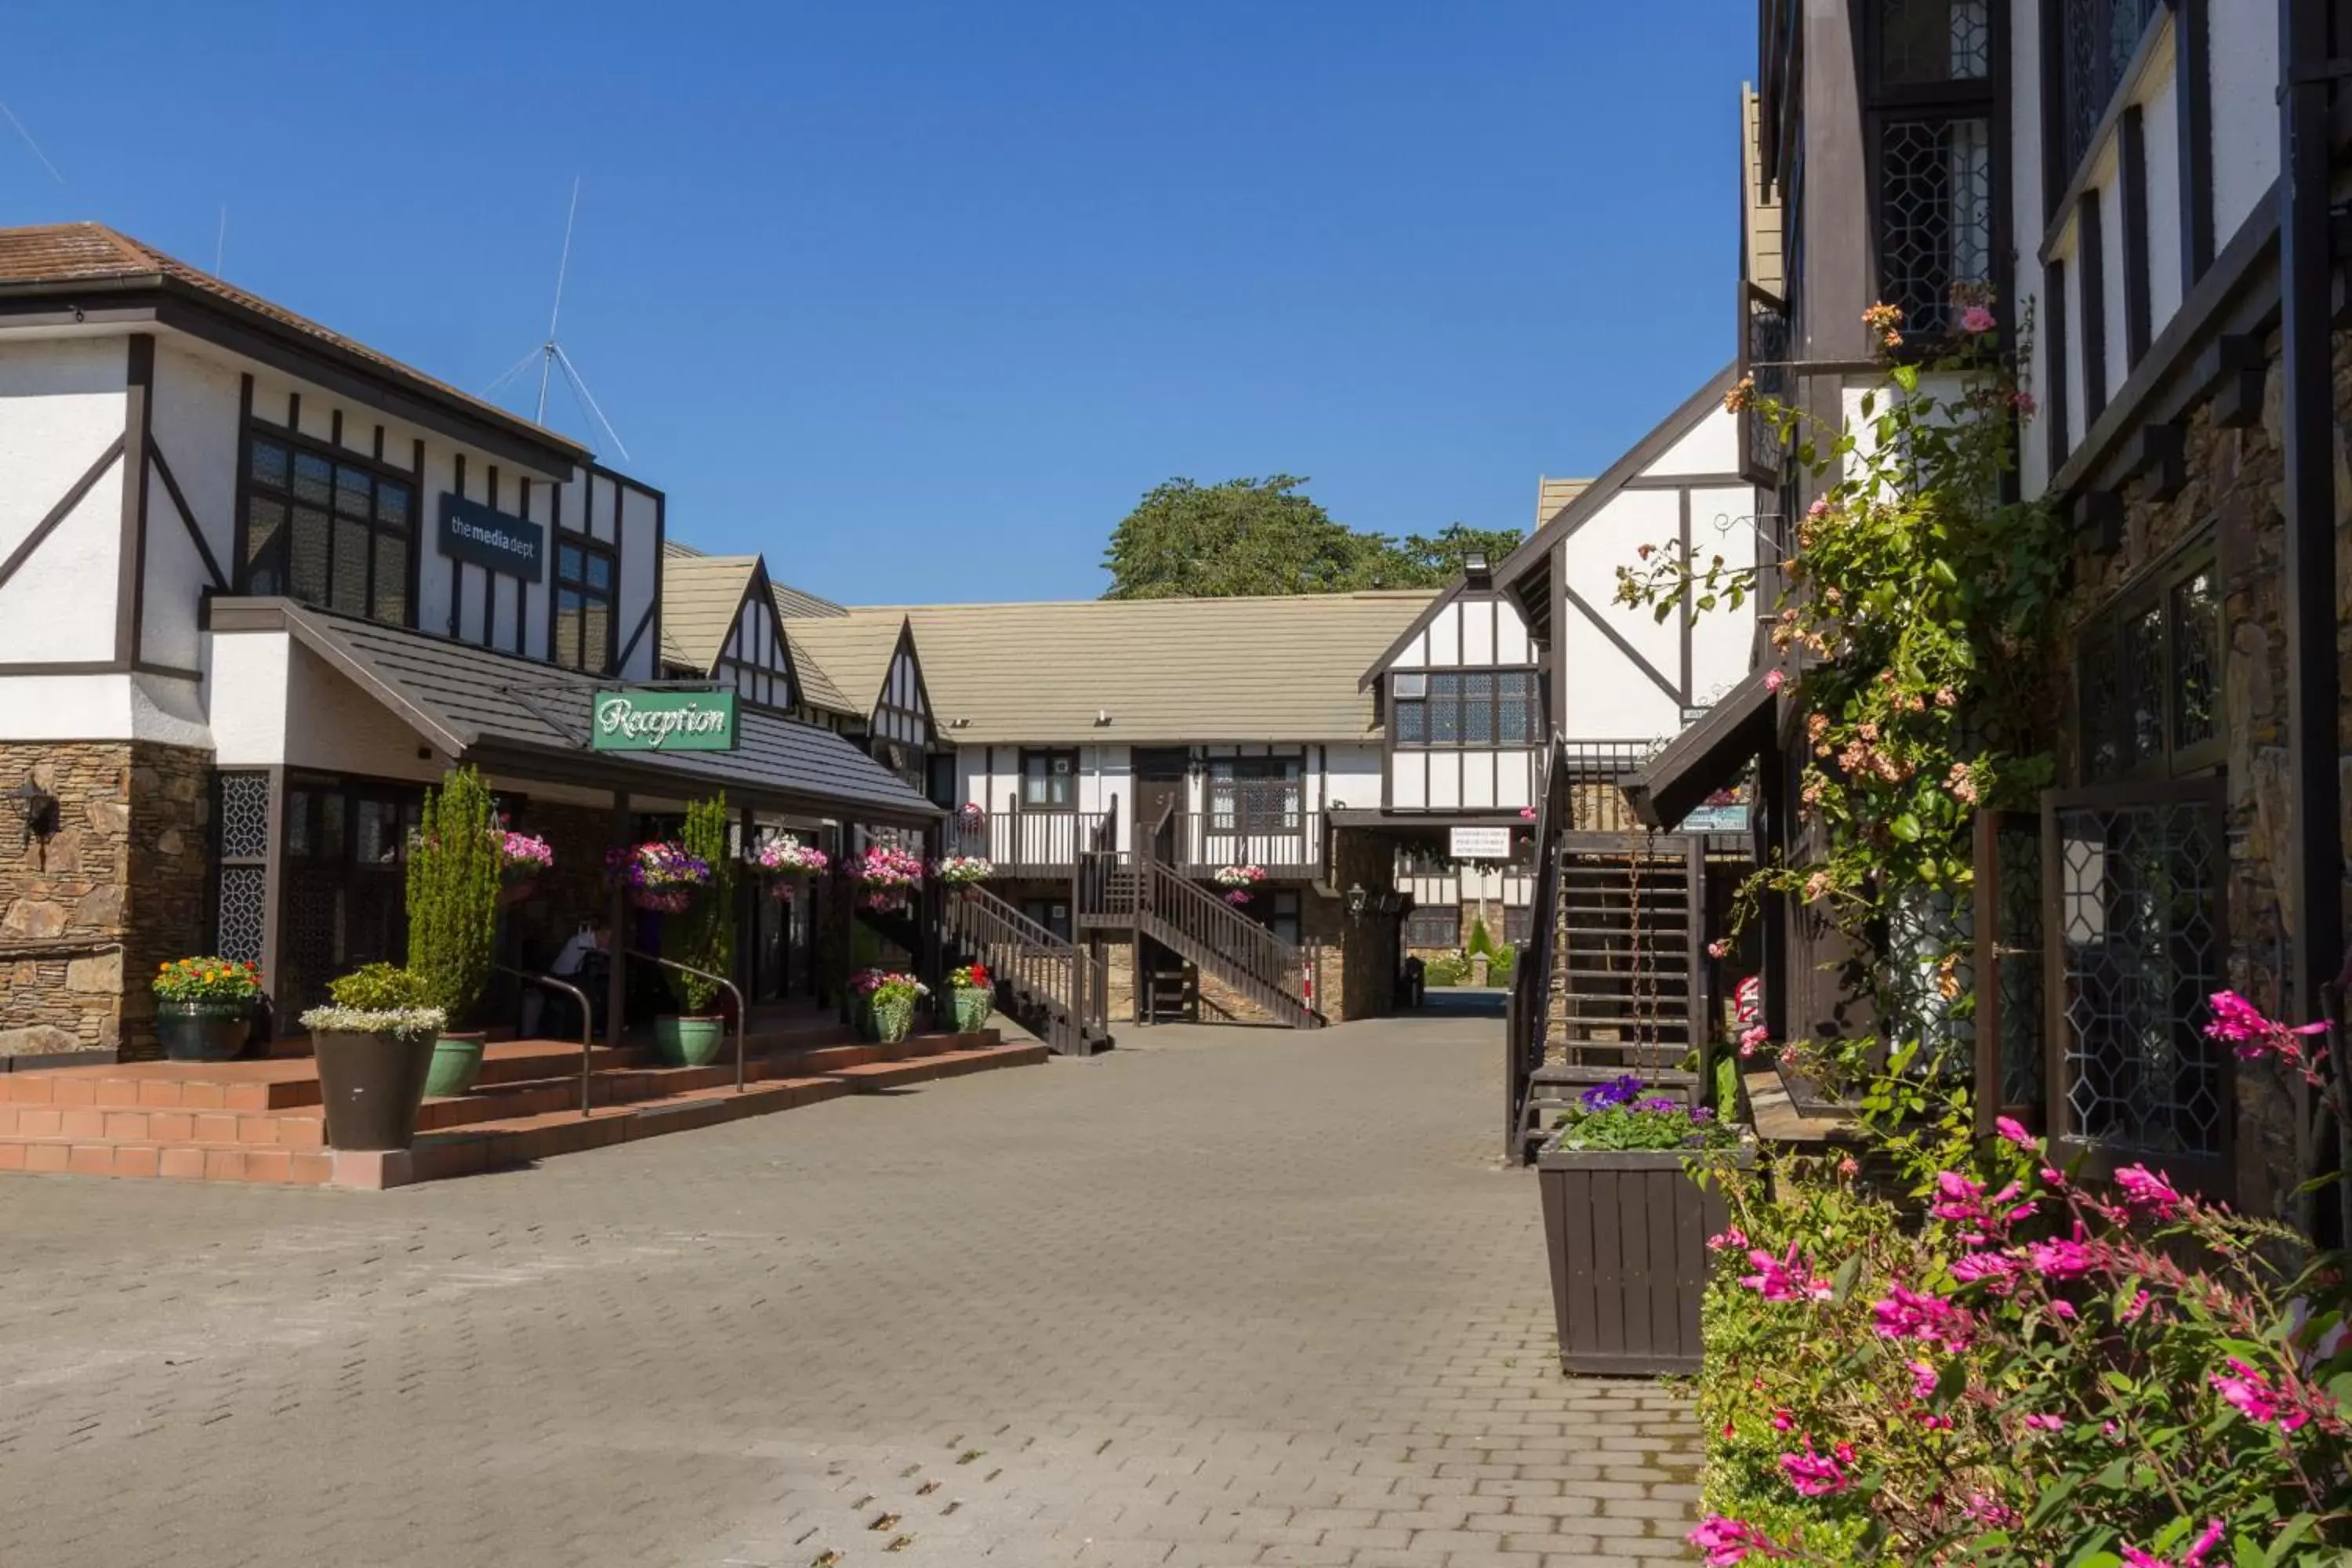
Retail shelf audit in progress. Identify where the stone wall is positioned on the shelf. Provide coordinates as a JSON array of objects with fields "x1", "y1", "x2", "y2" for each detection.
[
  {"x1": 0, "y1": 741, "x2": 211, "y2": 1060},
  {"x1": 2038, "y1": 329, "x2": 2352, "y2": 1218}
]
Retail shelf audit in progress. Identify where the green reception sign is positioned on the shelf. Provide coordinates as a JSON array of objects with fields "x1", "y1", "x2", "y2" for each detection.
[{"x1": 591, "y1": 690, "x2": 739, "y2": 752}]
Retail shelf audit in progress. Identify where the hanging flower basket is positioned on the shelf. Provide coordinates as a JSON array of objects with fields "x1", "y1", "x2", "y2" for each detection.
[
  {"x1": 756, "y1": 837, "x2": 828, "y2": 899},
  {"x1": 1213, "y1": 864, "x2": 1266, "y2": 906},
  {"x1": 850, "y1": 845, "x2": 923, "y2": 911},
  {"x1": 607, "y1": 841, "x2": 711, "y2": 914},
  {"x1": 934, "y1": 855, "x2": 993, "y2": 886}
]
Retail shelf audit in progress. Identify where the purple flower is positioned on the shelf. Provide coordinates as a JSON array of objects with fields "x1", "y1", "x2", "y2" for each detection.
[
  {"x1": 1579, "y1": 1074, "x2": 1644, "y2": 1111},
  {"x1": 1635, "y1": 1094, "x2": 1683, "y2": 1113}
]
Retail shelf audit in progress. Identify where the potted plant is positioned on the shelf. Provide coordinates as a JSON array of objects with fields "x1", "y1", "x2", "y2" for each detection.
[
  {"x1": 947, "y1": 960, "x2": 993, "y2": 1033},
  {"x1": 848, "y1": 844, "x2": 922, "y2": 912},
  {"x1": 403, "y1": 767, "x2": 503, "y2": 1098},
  {"x1": 1536, "y1": 1076, "x2": 1751, "y2": 1376},
  {"x1": 1212, "y1": 863, "x2": 1267, "y2": 906},
  {"x1": 934, "y1": 855, "x2": 993, "y2": 886},
  {"x1": 299, "y1": 964, "x2": 445, "y2": 1151},
  {"x1": 498, "y1": 828, "x2": 554, "y2": 906},
  {"x1": 607, "y1": 841, "x2": 712, "y2": 914},
  {"x1": 655, "y1": 796, "x2": 736, "y2": 1066},
  {"x1": 855, "y1": 970, "x2": 927, "y2": 1043},
  {"x1": 755, "y1": 834, "x2": 827, "y2": 899},
  {"x1": 152, "y1": 955, "x2": 263, "y2": 1062}
]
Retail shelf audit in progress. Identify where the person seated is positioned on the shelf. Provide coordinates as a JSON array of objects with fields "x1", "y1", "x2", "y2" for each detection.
[{"x1": 524, "y1": 921, "x2": 610, "y2": 1038}]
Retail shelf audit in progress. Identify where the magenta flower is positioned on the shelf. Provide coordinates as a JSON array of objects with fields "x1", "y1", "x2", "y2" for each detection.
[
  {"x1": 2025, "y1": 1230, "x2": 2098, "y2": 1279},
  {"x1": 1779, "y1": 1441, "x2": 1848, "y2": 1497},
  {"x1": 1707, "y1": 1225, "x2": 1748, "y2": 1252},
  {"x1": 1949, "y1": 1250, "x2": 2020, "y2": 1292},
  {"x1": 1687, "y1": 1515, "x2": 1787, "y2": 1565},
  {"x1": 1769, "y1": 1407, "x2": 1793, "y2": 1431},
  {"x1": 1993, "y1": 1115, "x2": 2037, "y2": 1149},
  {"x1": 1871, "y1": 1283, "x2": 1973, "y2": 1349},
  {"x1": 1741, "y1": 1243, "x2": 1834, "y2": 1303},
  {"x1": 1908, "y1": 1359, "x2": 1939, "y2": 1399},
  {"x1": 1962, "y1": 1495, "x2": 2019, "y2": 1528},
  {"x1": 2209, "y1": 1357, "x2": 2308, "y2": 1432},
  {"x1": 1764, "y1": 667, "x2": 1787, "y2": 694},
  {"x1": 2023, "y1": 1412, "x2": 2063, "y2": 1433},
  {"x1": 1960, "y1": 304, "x2": 1997, "y2": 334},
  {"x1": 2114, "y1": 1164, "x2": 2185, "y2": 1219},
  {"x1": 2122, "y1": 1519, "x2": 2225, "y2": 1568}
]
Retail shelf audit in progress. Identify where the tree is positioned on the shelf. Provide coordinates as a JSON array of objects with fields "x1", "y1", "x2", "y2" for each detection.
[
  {"x1": 1101, "y1": 476, "x2": 1523, "y2": 598},
  {"x1": 405, "y1": 766, "x2": 499, "y2": 1030},
  {"x1": 672, "y1": 795, "x2": 737, "y2": 1015}
]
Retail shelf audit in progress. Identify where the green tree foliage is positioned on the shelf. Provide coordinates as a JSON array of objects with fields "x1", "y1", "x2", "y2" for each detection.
[
  {"x1": 673, "y1": 795, "x2": 737, "y2": 1014},
  {"x1": 1101, "y1": 477, "x2": 1521, "y2": 599},
  {"x1": 1464, "y1": 915, "x2": 1495, "y2": 956},
  {"x1": 405, "y1": 766, "x2": 499, "y2": 1029}
]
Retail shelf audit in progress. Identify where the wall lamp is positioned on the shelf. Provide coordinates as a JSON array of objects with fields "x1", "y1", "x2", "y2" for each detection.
[{"x1": 10, "y1": 779, "x2": 59, "y2": 847}]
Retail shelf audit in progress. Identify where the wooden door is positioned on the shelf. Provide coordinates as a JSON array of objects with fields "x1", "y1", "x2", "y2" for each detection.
[{"x1": 1131, "y1": 747, "x2": 1189, "y2": 860}]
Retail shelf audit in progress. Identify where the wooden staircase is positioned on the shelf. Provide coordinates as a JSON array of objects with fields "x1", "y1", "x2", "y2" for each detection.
[
  {"x1": 1081, "y1": 851, "x2": 1324, "y2": 1030},
  {"x1": 942, "y1": 884, "x2": 1112, "y2": 1055}
]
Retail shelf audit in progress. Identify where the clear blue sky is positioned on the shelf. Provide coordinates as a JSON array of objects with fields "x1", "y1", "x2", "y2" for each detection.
[{"x1": 7, "y1": 2, "x2": 1753, "y2": 604}]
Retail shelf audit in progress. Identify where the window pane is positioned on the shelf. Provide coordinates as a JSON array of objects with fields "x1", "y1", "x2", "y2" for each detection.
[
  {"x1": 334, "y1": 464, "x2": 372, "y2": 518},
  {"x1": 245, "y1": 497, "x2": 287, "y2": 593},
  {"x1": 1498, "y1": 673, "x2": 1533, "y2": 743},
  {"x1": 289, "y1": 506, "x2": 331, "y2": 604},
  {"x1": 582, "y1": 597, "x2": 610, "y2": 674},
  {"x1": 1396, "y1": 700, "x2": 1425, "y2": 744},
  {"x1": 2171, "y1": 570, "x2": 2219, "y2": 753},
  {"x1": 285, "y1": 789, "x2": 312, "y2": 858},
  {"x1": 1430, "y1": 673, "x2": 1462, "y2": 744},
  {"x1": 1462, "y1": 673, "x2": 1495, "y2": 745},
  {"x1": 586, "y1": 552, "x2": 612, "y2": 590},
  {"x1": 2125, "y1": 602, "x2": 2165, "y2": 770},
  {"x1": 249, "y1": 438, "x2": 289, "y2": 492},
  {"x1": 292, "y1": 451, "x2": 333, "y2": 507},
  {"x1": 2080, "y1": 633, "x2": 2121, "y2": 781},
  {"x1": 559, "y1": 543, "x2": 583, "y2": 582},
  {"x1": 372, "y1": 532, "x2": 408, "y2": 625},
  {"x1": 1878, "y1": 0, "x2": 1989, "y2": 85},
  {"x1": 376, "y1": 480, "x2": 412, "y2": 532},
  {"x1": 554, "y1": 590, "x2": 583, "y2": 670},
  {"x1": 332, "y1": 517, "x2": 370, "y2": 615}
]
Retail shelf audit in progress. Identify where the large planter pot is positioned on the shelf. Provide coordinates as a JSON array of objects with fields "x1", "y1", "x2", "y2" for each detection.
[
  {"x1": 851, "y1": 999, "x2": 880, "y2": 1042},
  {"x1": 653, "y1": 1014, "x2": 726, "y2": 1066},
  {"x1": 313, "y1": 1028, "x2": 436, "y2": 1151},
  {"x1": 950, "y1": 985, "x2": 992, "y2": 1034},
  {"x1": 156, "y1": 1000, "x2": 251, "y2": 1062},
  {"x1": 423, "y1": 1031, "x2": 487, "y2": 1098},
  {"x1": 1535, "y1": 1140, "x2": 1753, "y2": 1376},
  {"x1": 871, "y1": 993, "x2": 915, "y2": 1044}
]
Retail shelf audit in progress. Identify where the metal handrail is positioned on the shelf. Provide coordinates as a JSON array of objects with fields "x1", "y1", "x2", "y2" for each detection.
[
  {"x1": 495, "y1": 963, "x2": 594, "y2": 1116},
  {"x1": 624, "y1": 950, "x2": 749, "y2": 1093}
]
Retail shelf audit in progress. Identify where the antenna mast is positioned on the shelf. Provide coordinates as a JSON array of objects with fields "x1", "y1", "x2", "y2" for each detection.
[{"x1": 481, "y1": 177, "x2": 630, "y2": 460}]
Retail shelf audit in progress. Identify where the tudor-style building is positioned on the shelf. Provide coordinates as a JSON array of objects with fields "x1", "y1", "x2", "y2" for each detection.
[
  {"x1": 766, "y1": 609, "x2": 939, "y2": 797},
  {"x1": 655, "y1": 544, "x2": 800, "y2": 716},
  {"x1": 0, "y1": 222, "x2": 937, "y2": 1061}
]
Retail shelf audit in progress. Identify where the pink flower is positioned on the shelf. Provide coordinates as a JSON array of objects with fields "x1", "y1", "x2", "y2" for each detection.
[
  {"x1": 2024, "y1": 1412, "x2": 2063, "y2": 1432},
  {"x1": 1962, "y1": 1495, "x2": 2019, "y2": 1528},
  {"x1": 1908, "y1": 1359, "x2": 1940, "y2": 1399},
  {"x1": 1707, "y1": 1226, "x2": 1749, "y2": 1252},
  {"x1": 2122, "y1": 1520, "x2": 2226, "y2": 1568},
  {"x1": 1933, "y1": 686, "x2": 1957, "y2": 707},
  {"x1": 1871, "y1": 1283, "x2": 1973, "y2": 1348},
  {"x1": 2012, "y1": 389, "x2": 2038, "y2": 416},
  {"x1": 2209, "y1": 1357, "x2": 2308, "y2": 1432},
  {"x1": 1764, "y1": 668, "x2": 1786, "y2": 694},
  {"x1": 1993, "y1": 1115, "x2": 2036, "y2": 1149},
  {"x1": 1519, "y1": 805, "x2": 1537, "y2": 820},
  {"x1": 2122, "y1": 1289, "x2": 2154, "y2": 1323},
  {"x1": 1708, "y1": 938, "x2": 1730, "y2": 959},
  {"x1": 2048, "y1": 1298, "x2": 2078, "y2": 1320},
  {"x1": 1960, "y1": 304, "x2": 1997, "y2": 334},
  {"x1": 1687, "y1": 1515, "x2": 1787, "y2": 1565},
  {"x1": 1741, "y1": 1243, "x2": 1834, "y2": 1303},
  {"x1": 1779, "y1": 1442, "x2": 1848, "y2": 1497},
  {"x1": 1738, "y1": 1024, "x2": 1769, "y2": 1060},
  {"x1": 2114, "y1": 1164, "x2": 2185, "y2": 1219},
  {"x1": 1806, "y1": 495, "x2": 1831, "y2": 519},
  {"x1": 2025, "y1": 1232, "x2": 2097, "y2": 1278},
  {"x1": 1769, "y1": 1407, "x2": 1793, "y2": 1431},
  {"x1": 1949, "y1": 1250, "x2": 2020, "y2": 1291}
]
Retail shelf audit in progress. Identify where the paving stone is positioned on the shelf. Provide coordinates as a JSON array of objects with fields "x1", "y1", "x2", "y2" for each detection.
[{"x1": 0, "y1": 1014, "x2": 1702, "y2": 1565}]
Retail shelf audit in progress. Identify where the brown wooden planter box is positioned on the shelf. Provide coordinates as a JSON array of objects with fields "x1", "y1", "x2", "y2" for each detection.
[{"x1": 1536, "y1": 1142, "x2": 1751, "y2": 1377}]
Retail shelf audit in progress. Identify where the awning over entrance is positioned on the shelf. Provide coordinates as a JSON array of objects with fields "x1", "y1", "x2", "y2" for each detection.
[
  {"x1": 211, "y1": 598, "x2": 939, "y2": 826},
  {"x1": 1618, "y1": 666, "x2": 1777, "y2": 830}
]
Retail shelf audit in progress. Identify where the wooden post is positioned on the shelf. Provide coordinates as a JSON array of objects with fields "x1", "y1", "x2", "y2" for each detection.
[{"x1": 606, "y1": 789, "x2": 629, "y2": 1047}]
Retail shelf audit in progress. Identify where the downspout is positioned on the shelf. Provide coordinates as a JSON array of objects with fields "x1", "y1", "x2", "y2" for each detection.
[{"x1": 2278, "y1": 0, "x2": 2345, "y2": 1240}]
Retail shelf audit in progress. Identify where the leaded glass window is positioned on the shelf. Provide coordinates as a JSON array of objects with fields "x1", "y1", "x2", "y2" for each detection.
[{"x1": 2076, "y1": 550, "x2": 2224, "y2": 782}]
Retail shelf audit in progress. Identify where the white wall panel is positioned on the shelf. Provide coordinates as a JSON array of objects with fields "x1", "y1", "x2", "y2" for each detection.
[
  {"x1": 2210, "y1": 13, "x2": 2278, "y2": 249},
  {"x1": 1646, "y1": 403, "x2": 1740, "y2": 475}
]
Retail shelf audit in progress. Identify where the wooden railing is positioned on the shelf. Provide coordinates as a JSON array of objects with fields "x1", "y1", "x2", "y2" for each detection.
[
  {"x1": 1083, "y1": 845, "x2": 1320, "y2": 1029},
  {"x1": 944, "y1": 884, "x2": 1105, "y2": 1054},
  {"x1": 1163, "y1": 811, "x2": 1322, "y2": 877},
  {"x1": 1504, "y1": 739, "x2": 1570, "y2": 1159},
  {"x1": 942, "y1": 808, "x2": 1112, "y2": 873}
]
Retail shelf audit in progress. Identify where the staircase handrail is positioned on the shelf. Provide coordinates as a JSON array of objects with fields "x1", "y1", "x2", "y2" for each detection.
[
  {"x1": 495, "y1": 964, "x2": 594, "y2": 1116},
  {"x1": 945, "y1": 883, "x2": 1095, "y2": 1051},
  {"x1": 1135, "y1": 855, "x2": 1318, "y2": 1020},
  {"x1": 624, "y1": 949, "x2": 749, "y2": 1094},
  {"x1": 1506, "y1": 738, "x2": 1570, "y2": 1158}
]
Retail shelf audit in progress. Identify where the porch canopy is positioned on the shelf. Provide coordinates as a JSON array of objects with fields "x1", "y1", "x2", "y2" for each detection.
[
  {"x1": 1617, "y1": 666, "x2": 1777, "y2": 830},
  {"x1": 210, "y1": 598, "x2": 939, "y2": 826}
]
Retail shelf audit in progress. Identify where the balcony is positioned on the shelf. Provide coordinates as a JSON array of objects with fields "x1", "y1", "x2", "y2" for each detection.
[
  {"x1": 943, "y1": 808, "x2": 1326, "y2": 878},
  {"x1": 942, "y1": 810, "x2": 1112, "y2": 876},
  {"x1": 1159, "y1": 811, "x2": 1323, "y2": 879}
]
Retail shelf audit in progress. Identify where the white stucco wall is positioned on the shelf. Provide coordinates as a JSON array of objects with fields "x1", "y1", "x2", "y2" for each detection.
[
  {"x1": 0, "y1": 336, "x2": 129, "y2": 667},
  {"x1": 2210, "y1": 9, "x2": 2278, "y2": 250},
  {"x1": 207, "y1": 631, "x2": 447, "y2": 778}
]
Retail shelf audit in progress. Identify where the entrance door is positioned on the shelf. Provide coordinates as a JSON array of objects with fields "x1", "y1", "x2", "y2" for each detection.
[
  {"x1": 1131, "y1": 747, "x2": 1189, "y2": 861},
  {"x1": 278, "y1": 779, "x2": 423, "y2": 1025},
  {"x1": 1022, "y1": 896, "x2": 1073, "y2": 943}
]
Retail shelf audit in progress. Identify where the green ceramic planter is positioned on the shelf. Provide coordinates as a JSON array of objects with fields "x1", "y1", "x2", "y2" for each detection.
[
  {"x1": 654, "y1": 1014, "x2": 726, "y2": 1066},
  {"x1": 871, "y1": 993, "x2": 915, "y2": 1044},
  {"x1": 156, "y1": 1000, "x2": 251, "y2": 1062},
  {"x1": 951, "y1": 985, "x2": 992, "y2": 1034},
  {"x1": 423, "y1": 1032, "x2": 487, "y2": 1097}
]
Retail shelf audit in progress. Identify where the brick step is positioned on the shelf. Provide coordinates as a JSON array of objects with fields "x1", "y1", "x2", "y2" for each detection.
[{"x1": 0, "y1": 1038, "x2": 1046, "y2": 1189}]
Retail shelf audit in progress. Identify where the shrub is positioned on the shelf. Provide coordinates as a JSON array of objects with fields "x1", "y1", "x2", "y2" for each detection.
[
  {"x1": 405, "y1": 766, "x2": 499, "y2": 1028},
  {"x1": 1485, "y1": 944, "x2": 1516, "y2": 987},
  {"x1": 1465, "y1": 916, "x2": 1495, "y2": 956},
  {"x1": 670, "y1": 795, "x2": 736, "y2": 1014},
  {"x1": 1421, "y1": 953, "x2": 1465, "y2": 986},
  {"x1": 299, "y1": 963, "x2": 444, "y2": 1036}
]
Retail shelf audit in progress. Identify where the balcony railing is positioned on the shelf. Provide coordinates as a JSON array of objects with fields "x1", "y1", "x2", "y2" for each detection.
[
  {"x1": 942, "y1": 809, "x2": 1111, "y2": 874},
  {"x1": 1163, "y1": 811, "x2": 1323, "y2": 877}
]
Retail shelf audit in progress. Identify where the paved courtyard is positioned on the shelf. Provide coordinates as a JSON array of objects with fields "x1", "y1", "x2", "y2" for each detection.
[{"x1": 0, "y1": 1014, "x2": 1700, "y2": 1567}]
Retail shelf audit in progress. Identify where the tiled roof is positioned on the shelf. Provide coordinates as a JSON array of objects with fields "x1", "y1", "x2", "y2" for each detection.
[
  {"x1": 777, "y1": 613, "x2": 908, "y2": 719},
  {"x1": 0, "y1": 221, "x2": 586, "y2": 463},
  {"x1": 658, "y1": 552, "x2": 759, "y2": 673},
  {"x1": 809, "y1": 592, "x2": 1436, "y2": 746}
]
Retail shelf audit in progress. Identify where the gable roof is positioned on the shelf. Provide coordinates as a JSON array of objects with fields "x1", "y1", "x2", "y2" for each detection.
[
  {"x1": 657, "y1": 551, "x2": 760, "y2": 673},
  {"x1": 1535, "y1": 477, "x2": 1591, "y2": 529},
  {"x1": 777, "y1": 613, "x2": 913, "y2": 719},
  {"x1": 0, "y1": 222, "x2": 587, "y2": 470},
  {"x1": 811, "y1": 591, "x2": 1436, "y2": 746},
  {"x1": 668, "y1": 538, "x2": 846, "y2": 619}
]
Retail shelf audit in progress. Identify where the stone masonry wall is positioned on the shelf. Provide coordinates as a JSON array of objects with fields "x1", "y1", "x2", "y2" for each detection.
[
  {"x1": 0, "y1": 741, "x2": 211, "y2": 1060},
  {"x1": 2041, "y1": 330, "x2": 2352, "y2": 1218}
]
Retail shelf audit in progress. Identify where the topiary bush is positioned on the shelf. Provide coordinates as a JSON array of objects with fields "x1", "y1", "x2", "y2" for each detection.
[
  {"x1": 670, "y1": 795, "x2": 736, "y2": 1014},
  {"x1": 405, "y1": 766, "x2": 499, "y2": 1029}
]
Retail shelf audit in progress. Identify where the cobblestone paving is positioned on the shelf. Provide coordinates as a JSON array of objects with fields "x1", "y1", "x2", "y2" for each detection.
[{"x1": 0, "y1": 1014, "x2": 1700, "y2": 1566}]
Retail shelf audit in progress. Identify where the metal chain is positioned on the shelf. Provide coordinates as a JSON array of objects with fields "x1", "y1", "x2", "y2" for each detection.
[{"x1": 1632, "y1": 828, "x2": 1662, "y2": 1068}]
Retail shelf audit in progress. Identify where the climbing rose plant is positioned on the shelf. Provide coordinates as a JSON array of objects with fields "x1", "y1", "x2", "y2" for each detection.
[
  {"x1": 1617, "y1": 296, "x2": 2071, "y2": 1081},
  {"x1": 1687, "y1": 993, "x2": 2352, "y2": 1565}
]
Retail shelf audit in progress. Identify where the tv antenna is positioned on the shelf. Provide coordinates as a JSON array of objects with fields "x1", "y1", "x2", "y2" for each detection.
[{"x1": 481, "y1": 178, "x2": 630, "y2": 460}]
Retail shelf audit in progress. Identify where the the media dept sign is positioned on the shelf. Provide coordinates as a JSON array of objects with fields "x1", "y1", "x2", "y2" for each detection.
[
  {"x1": 591, "y1": 691, "x2": 739, "y2": 752},
  {"x1": 438, "y1": 493, "x2": 545, "y2": 576}
]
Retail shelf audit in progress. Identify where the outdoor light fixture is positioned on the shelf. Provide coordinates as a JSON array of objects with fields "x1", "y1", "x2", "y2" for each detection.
[
  {"x1": 1094, "y1": 710, "x2": 1112, "y2": 727},
  {"x1": 1462, "y1": 550, "x2": 1492, "y2": 587},
  {"x1": 1345, "y1": 883, "x2": 1368, "y2": 917},
  {"x1": 10, "y1": 779, "x2": 58, "y2": 846}
]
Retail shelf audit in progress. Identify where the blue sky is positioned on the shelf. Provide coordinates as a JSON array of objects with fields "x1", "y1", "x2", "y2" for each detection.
[{"x1": 5, "y1": 2, "x2": 1753, "y2": 603}]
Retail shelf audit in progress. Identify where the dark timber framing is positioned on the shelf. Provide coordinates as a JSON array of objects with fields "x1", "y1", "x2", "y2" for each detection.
[
  {"x1": 2119, "y1": 104, "x2": 2152, "y2": 368},
  {"x1": 118, "y1": 333, "x2": 154, "y2": 666},
  {"x1": 2176, "y1": 0, "x2": 2214, "y2": 285},
  {"x1": 2078, "y1": 193, "x2": 2109, "y2": 426}
]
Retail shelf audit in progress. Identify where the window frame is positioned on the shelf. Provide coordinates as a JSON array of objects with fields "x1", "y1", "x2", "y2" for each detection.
[
  {"x1": 1390, "y1": 667, "x2": 1543, "y2": 750},
  {"x1": 550, "y1": 530, "x2": 619, "y2": 676},
  {"x1": 2073, "y1": 544, "x2": 2223, "y2": 784},
  {"x1": 1019, "y1": 749, "x2": 1079, "y2": 811},
  {"x1": 1207, "y1": 755, "x2": 1303, "y2": 835},
  {"x1": 2045, "y1": 0, "x2": 2166, "y2": 214},
  {"x1": 1860, "y1": 0, "x2": 2000, "y2": 342},
  {"x1": 1404, "y1": 905, "x2": 1461, "y2": 949},
  {"x1": 236, "y1": 424, "x2": 419, "y2": 627}
]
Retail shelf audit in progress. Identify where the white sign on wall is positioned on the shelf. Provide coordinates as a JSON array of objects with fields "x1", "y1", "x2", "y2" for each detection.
[{"x1": 1449, "y1": 826, "x2": 1513, "y2": 861}]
